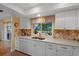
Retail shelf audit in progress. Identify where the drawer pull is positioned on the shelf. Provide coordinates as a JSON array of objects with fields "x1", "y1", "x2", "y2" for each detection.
[
  {"x1": 73, "y1": 47, "x2": 76, "y2": 49},
  {"x1": 61, "y1": 47, "x2": 68, "y2": 49},
  {"x1": 48, "y1": 48, "x2": 53, "y2": 50}
]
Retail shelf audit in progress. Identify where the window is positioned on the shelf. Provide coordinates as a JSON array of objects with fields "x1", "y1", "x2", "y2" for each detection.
[
  {"x1": 42, "y1": 23, "x2": 52, "y2": 35},
  {"x1": 33, "y1": 22, "x2": 52, "y2": 35}
]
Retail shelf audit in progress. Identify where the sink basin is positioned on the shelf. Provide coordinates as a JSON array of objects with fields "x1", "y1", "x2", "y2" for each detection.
[{"x1": 32, "y1": 37, "x2": 45, "y2": 40}]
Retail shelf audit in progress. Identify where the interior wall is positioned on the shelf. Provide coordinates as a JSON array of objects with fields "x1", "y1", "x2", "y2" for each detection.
[
  {"x1": 0, "y1": 20, "x2": 4, "y2": 48},
  {"x1": 11, "y1": 16, "x2": 20, "y2": 50},
  {"x1": 0, "y1": 21, "x2": 3, "y2": 41}
]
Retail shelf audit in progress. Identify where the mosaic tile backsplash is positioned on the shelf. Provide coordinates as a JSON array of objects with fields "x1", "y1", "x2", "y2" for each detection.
[{"x1": 53, "y1": 29, "x2": 79, "y2": 41}]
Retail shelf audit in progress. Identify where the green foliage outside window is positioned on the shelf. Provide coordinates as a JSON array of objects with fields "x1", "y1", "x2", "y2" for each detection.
[{"x1": 33, "y1": 22, "x2": 52, "y2": 35}]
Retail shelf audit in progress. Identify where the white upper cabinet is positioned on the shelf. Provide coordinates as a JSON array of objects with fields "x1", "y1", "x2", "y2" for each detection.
[
  {"x1": 20, "y1": 19, "x2": 27, "y2": 29},
  {"x1": 64, "y1": 10, "x2": 76, "y2": 30},
  {"x1": 55, "y1": 12, "x2": 65, "y2": 29},
  {"x1": 55, "y1": 10, "x2": 76, "y2": 30},
  {"x1": 76, "y1": 9, "x2": 79, "y2": 29}
]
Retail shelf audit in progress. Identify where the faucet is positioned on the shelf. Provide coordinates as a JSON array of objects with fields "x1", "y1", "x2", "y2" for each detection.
[{"x1": 38, "y1": 32, "x2": 41, "y2": 38}]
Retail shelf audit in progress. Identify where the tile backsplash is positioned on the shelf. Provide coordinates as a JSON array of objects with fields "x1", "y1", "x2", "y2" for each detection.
[
  {"x1": 17, "y1": 28, "x2": 79, "y2": 41},
  {"x1": 17, "y1": 29, "x2": 31, "y2": 36},
  {"x1": 54, "y1": 29, "x2": 79, "y2": 41}
]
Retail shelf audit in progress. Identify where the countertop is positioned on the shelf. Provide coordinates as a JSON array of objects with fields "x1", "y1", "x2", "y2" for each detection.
[{"x1": 17, "y1": 36, "x2": 79, "y2": 47}]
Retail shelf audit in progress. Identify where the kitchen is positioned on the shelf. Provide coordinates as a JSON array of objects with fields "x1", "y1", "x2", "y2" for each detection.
[
  {"x1": 0, "y1": 3, "x2": 79, "y2": 56},
  {"x1": 13, "y1": 3, "x2": 79, "y2": 56}
]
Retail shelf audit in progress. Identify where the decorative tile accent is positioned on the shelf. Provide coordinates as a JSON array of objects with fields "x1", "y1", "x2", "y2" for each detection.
[{"x1": 54, "y1": 29, "x2": 79, "y2": 41}]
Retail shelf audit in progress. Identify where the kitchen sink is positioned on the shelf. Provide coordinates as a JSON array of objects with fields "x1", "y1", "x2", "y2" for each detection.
[{"x1": 32, "y1": 37, "x2": 45, "y2": 40}]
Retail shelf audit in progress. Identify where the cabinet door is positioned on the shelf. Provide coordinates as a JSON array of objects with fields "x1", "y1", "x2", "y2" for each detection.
[
  {"x1": 57, "y1": 45, "x2": 73, "y2": 56},
  {"x1": 55, "y1": 12, "x2": 65, "y2": 29},
  {"x1": 73, "y1": 47, "x2": 79, "y2": 56},
  {"x1": 15, "y1": 39, "x2": 20, "y2": 51},
  {"x1": 31, "y1": 40, "x2": 45, "y2": 56},
  {"x1": 21, "y1": 39, "x2": 27, "y2": 53},
  {"x1": 25, "y1": 39, "x2": 33, "y2": 55},
  {"x1": 20, "y1": 19, "x2": 27, "y2": 29},
  {"x1": 23, "y1": 39, "x2": 28, "y2": 53},
  {"x1": 45, "y1": 42, "x2": 56, "y2": 56},
  {"x1": 76, "y1": 9, "x2": 79, "y2": 29},
  {"x1": 19, "y1": 39, "x2": 24, "y2": 52},
  {"x1": 64, "y1": 10, "x2": 76, "y2": 30}
]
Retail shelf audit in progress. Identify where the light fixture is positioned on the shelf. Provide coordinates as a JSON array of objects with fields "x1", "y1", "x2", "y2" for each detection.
[{"x1": 37, "y1": 14, "x2": 40, "y2": 17}]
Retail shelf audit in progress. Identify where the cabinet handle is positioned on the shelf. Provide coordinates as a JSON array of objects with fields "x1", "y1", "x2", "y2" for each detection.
[
  {"x1": 48, "y1": 48, "x2": 53, "y2": 50},
  {"x1": 61, "y1": 47, "x2": 68, "y2": 49},
  {"x1": 73, "y1": 47, "x2": 76, "y2": 49}
]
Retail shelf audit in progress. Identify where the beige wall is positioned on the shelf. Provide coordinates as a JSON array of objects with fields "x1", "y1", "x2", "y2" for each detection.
[
  {"x1": 0, "y1": 20, "x2": 4, "y2": 48},
  {"x1": 12, "y1": 16, "x2": 20, "y2": 49}
]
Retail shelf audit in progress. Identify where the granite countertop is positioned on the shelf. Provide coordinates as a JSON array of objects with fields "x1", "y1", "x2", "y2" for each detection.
[{"x1": 18, "y1": 36, "x2": 79, "y2": 47}]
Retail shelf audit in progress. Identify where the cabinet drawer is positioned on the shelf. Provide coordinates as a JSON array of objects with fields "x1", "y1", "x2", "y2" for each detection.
[
  {"x1": 57, "y1": 45, "x2": 73, "y2": 56},
  {"x1": 57, "y1": 45, "x2": 72, "y2": 49}
]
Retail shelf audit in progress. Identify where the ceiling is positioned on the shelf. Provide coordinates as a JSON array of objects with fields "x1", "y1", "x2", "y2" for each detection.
[{"x1": 1, "y1": 3, "x2": 79, "y2": 19}]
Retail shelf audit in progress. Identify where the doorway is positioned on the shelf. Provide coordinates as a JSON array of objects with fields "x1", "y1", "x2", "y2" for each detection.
[{"x1": 4, "y1": 23, "x2": 12, "y2": 50}]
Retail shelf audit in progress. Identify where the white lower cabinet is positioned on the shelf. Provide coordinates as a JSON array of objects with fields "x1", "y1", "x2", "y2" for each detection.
[
  {"x1": 56, "y1": 45, "x2": 73, "y2": 56},
  {"x1": 15, "y1": 39, "x2": 20, "y2": 51},
  {"x1": 18, "y1": 39, "x2": 45, "y2": 56},
  {"x1": 19, "y1": 38, "x2": 25, "y2": 52},
  {"x1": 73, "y1": 47, "x2": 79, "y2": 56},
  {"x1": 45, "y1": 42, "x2": 57, "y2": 56},
  {"x1": 31, "y1": 40, "x2": 45, "y2": 56},
  {"x1": 15, "y1": 38, "x2": 79, "y2": 56},
  {"x1": 25, "y1": 39, "x2": 33, "y2": 55}
]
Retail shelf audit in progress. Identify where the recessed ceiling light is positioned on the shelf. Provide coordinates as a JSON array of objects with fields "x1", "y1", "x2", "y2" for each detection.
[{"x1": 37, "y1": 14, "x2": 40, "y2": 17}]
